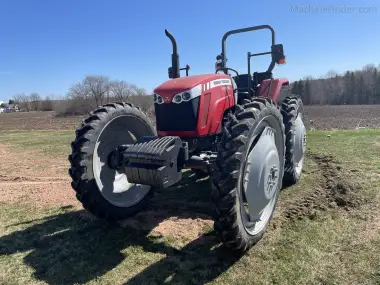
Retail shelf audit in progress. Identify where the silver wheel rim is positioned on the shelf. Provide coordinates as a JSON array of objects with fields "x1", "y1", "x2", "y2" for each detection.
[
  {"x1": 240, "y1": 116, "x2": 284, "y2": 236},
  {"x1": 92, "y1": 115, "x2": 152, "y2": 207},
  {"x1": 294, "y1": 112, "x2": 306, "y2": 176}
]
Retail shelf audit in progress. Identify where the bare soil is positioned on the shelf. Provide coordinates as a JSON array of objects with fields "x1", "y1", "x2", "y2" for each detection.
[
  {"x1": 282, "y1": 152, "x2": 364, "y2": 222},
  {"x1": 304, "y1": 104, "x2": 380, "y2": 130},
  {"x1": 0, "y1": 111, "x2": 82, "y2": 130},
  {"x1": 0, "y1": 140, "x2": 363, "y2": 241},
  {"x1": 120, "y1": 210, "x2": 213, "y2": 240},
  {"x1": 0, "y1": 144, "x2": 214, "y2": 240},
  {"x1": 0, "y1": 144, "x2": 79, "y2": 208}
]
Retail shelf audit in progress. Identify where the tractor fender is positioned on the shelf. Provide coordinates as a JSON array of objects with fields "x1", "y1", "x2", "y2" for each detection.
[
  {"x1": 230, "y1": 77, "x2": 238, "y2": 105},
  {"x1": 257, "y1": 79, "x2": 289, "y2": 103}
]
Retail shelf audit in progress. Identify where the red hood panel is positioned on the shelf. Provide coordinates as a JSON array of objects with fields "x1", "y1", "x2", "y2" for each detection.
[{"x1": 154, "y1": 74, "x2": 231, "y2": 96}]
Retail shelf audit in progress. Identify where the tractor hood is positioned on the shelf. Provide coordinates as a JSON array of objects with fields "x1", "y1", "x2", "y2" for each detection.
[{"x1": 154, "y1": 74, "x2": 231, "y2": 99}]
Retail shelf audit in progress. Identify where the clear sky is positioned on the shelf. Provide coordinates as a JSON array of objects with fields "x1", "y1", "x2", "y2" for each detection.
[{"x1": 0, "y1": 0, "x2": 379, "y2": 102}]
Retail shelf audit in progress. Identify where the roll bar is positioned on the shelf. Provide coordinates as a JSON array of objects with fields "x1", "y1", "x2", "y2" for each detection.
[{"x1": 220, "y1": 25, "x2": 277, "y2": 73}]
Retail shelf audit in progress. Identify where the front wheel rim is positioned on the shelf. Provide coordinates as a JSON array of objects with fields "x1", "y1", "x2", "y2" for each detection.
[{"x1": 92, "y1": 115, "x2": 152, "y2": 208}]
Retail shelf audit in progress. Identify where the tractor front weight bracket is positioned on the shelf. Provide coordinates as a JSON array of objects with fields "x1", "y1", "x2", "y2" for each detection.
[{"x1": 107, "y1": 136, "x2": 189, "y2": 189}]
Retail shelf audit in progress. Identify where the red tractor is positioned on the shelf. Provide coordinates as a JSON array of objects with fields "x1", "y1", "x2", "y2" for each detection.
[{"x1": 68, "y1": 25, "x2": 307, "y2": 252}]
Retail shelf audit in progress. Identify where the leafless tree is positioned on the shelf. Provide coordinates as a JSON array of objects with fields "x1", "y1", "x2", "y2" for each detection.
[
  {"x1": 128, "y1": 94, "x2": 153, "y2": 113},
  {"x1": 30, "y1": 93, "x2": 41, "y2": 111},
  {"x1": 13, "y1": 93, "x2": 31, "y2": 111},
  {"x1": 41, "y1": 96, "x2": 53, "y2": 111},
  {"x1": 12, "y1": 93, "x2": 24, "y2": 105},
  {"x1": 68, "y1": 75, "x2": 111, "y2": 109},
  {"x1": 85, "y1": 75, "x2": 110, "y2": 106},
  {"x1": 109, "y1": 80, "x2": 139, "y2": 101}
]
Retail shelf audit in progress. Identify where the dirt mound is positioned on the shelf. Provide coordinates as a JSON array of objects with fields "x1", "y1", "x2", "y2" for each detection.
[{"x1": 283, "y1": 153, "x2": 363, "y2": 221}]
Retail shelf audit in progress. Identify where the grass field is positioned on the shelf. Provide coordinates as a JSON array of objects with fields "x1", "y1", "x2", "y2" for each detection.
[{"x1": 0, "y1": 127, "x2": 380, "y2": 285}]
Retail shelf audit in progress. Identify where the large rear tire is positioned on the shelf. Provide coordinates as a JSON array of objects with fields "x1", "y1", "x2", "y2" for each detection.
[
  {"x1": 281, "y1": 95, "x2": 307, "y2": 187},
  {"x1": 211, "y1": 98, "x2": 285, "y2": 252},
  {"x1": 68, "y1": 102, "x2": 157, "y2": 221}
]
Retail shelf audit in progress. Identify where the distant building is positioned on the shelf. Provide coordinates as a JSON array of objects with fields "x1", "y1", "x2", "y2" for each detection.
[{"x1": 4, "y1": 104, "x2": 19, "y2": 112}]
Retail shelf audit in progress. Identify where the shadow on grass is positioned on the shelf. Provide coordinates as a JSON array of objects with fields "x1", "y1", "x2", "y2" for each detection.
[{"x1": 0, "y1": 172, "x2": 241, "y2": 285}]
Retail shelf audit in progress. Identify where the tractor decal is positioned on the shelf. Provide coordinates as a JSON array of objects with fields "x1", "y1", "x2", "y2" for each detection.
[{"x1": 203, "y1": 79, "x2": 232, "y2": 92}]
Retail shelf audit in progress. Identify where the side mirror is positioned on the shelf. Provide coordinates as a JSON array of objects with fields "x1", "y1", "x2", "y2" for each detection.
[
  {"x1": 215, "y1": 54, "x2": 223, "y2": 71},
  {"x1": 271, "y1": 44, "x2": 286, "y2": 64}
]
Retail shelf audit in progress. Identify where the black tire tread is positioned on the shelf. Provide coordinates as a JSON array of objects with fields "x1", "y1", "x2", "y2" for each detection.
[
  {"x1": 281, "y1": 94, "x2": 304, "y2": 187},
  {"x1": 211, "y1": 97, "x2": 285, "y2": 252},
  {"x1": 68, "y1": 102, "x2": 156, "y2": 221}
]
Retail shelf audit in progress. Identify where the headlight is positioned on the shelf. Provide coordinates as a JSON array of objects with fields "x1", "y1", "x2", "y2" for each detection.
[
  {"x1": 182, "y1": 92, "x2": 191, "y2": 101},
  {"x1": 153, "y1": 93, "x2": 164, "y2": 104},
  {"x1": 173, "y1": 94, "x2": 182, "y2": 103},
  {"x1": 172, "y1": 84, "x2": 202, "y2": 104}
]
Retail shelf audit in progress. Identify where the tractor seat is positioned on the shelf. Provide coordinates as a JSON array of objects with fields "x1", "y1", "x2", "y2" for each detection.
[
  {"x1": 232, "y1": 74, "x2": 254, "y2": 93},
  {"x1": 232, "y1": 74, "x2": 255, "y2": 104}
]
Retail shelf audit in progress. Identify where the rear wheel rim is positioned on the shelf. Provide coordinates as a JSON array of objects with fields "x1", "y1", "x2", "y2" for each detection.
[
  {"x1": 239, "y1": 115, "x2": 284, "y2": 236},
  {"x1": 92, "y1": 114, "x2": 153, "y2": 207}
]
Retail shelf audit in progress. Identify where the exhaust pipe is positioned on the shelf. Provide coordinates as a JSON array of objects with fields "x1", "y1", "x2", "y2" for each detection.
[{"x1": 165, "y1": 29, "x2": 180, "y2": 79}]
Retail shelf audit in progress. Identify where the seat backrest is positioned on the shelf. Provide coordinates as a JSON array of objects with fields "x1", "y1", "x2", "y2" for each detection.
[
  {"x1": 253, "y1": 71, "x2": 273, "y2": 86},
  {"x1": 232, "y1": 74, "x2": 253, "y2": 91}
]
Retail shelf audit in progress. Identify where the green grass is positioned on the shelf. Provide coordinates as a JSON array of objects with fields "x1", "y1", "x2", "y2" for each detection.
[
  {"x1": 0, "y1": 129, "x2": 380, "y2": 285},
  {"x1": 0, "y1": 130, "x2": 74, "y2": 157}
]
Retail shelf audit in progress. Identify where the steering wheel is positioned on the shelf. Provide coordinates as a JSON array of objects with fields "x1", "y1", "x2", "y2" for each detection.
[{"x1": 216, "y1": 67, "x2": 239, "y2": 78}]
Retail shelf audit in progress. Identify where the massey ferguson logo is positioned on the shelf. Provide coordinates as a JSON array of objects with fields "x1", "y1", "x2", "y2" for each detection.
[{"x1": 164, "y1": 96, "x2": 170, "y2": 102}]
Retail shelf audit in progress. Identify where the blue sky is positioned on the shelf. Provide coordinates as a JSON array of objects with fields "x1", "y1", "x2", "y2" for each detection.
[{"x1": 0, "y1": 0, "x2": 379, "y2": 102}]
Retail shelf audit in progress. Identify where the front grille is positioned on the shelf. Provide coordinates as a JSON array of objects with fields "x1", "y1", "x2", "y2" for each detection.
[{"x1": 154, "y1": 97, "x2": 200, "y2": 131}]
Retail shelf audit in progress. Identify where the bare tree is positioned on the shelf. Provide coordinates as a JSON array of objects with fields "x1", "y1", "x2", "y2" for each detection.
[
  {"x1": 325, "y1": 69, "x2": 338, "y2": 78},
  {"x1": 128, "y1": 93, "x2": 153, "y2": 113},
  {"x1": 13, "y1": 93, "x2": 31, "y2": 111},
  {"x1": 68, "y1": 75, "x2": 111, "y2": 109},
  {"x1": 12, "y1": 93, "x2": 23, "y2": 105},
  {"x1": 41, "y1": 96, "x2": 53, "y2": 111},
  {"x1": 109, "y1": 80, "x2": 139, "y2": 101},
  {"x1": 85, "y1": 75, "x2": 110, "y2": 106},
  {"x1": 30, "y1": 93, "x2": 41, "y2": 111},
  {"x1": 69, "y1": 82, "x2": 90, "y2": 100}
]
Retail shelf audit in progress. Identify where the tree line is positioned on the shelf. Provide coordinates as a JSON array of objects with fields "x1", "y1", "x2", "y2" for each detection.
[
  {"x1": 10, "y1": 75, "x2": 154, "y2": 116},
  {"x1": 61, "y1": 75, "x2": 153, "y2": 116},
  {"x1": 291, "y1": 64, "x2": 380, "y2": 105},
  {"x1": 7, "y1": 63, "x2": 380, "y2": 114},
  {"x1": 10, "y1": 93, "x2": 55, "y2": 111}
]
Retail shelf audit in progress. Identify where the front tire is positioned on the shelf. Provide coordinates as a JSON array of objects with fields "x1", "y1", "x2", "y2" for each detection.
[
  {"x1": 281, "y1": 95, "x2": 307, "y2": 187},
  {"x1": 68, "y1": 102, "x2": 157, "y2": 221},
  {"x1": 211, "y1": 98, "x2": 285, "y2": 252}
]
